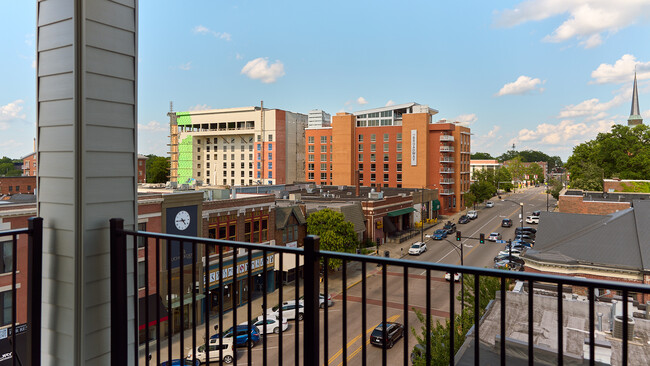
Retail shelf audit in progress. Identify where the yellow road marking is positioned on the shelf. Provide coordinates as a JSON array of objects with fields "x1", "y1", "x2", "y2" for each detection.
[
  {"x1": 326, "y1": 314, "x2": 400, "y2": 365},
  {"x1": 334, "y1": 314, "x2": 401, "y2": 366},
  {"x1": 457, "y1": 206, "x2": 520, "y2": 263}
]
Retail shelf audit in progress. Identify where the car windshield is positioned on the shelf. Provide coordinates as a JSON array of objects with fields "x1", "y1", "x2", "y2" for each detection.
[
  {"x1": 371, "y1": 323, "x2": 390, "y2": 336},
  {"x1": 411, "y1": 243, "x2": 421, "y2": 248},
  {"x1": 435, "y1": 230, "x2": 445, "y2": 234},
  {"x1": 490, "y1": 233, "x2": 499, "y2": 236}
]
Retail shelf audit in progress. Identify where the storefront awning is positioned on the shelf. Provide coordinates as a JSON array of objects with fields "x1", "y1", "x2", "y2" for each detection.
[
  {"x1": 432, "y1": 199, "x2": 441, "y2": 211},
  {"x1": 139, "y1": 294, "x2": 169, "y2": 330},
  {"x1": 386, "y1": 207, "x2": 415, "y2": 217},
  {"x1": 170, "y1": 293, "x2": 206, "y2": 309}
]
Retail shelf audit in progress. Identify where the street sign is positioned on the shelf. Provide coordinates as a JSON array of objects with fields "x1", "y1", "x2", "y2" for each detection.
[{"x1": 496, "y1": 240, "x2": 507, "y2": 244}]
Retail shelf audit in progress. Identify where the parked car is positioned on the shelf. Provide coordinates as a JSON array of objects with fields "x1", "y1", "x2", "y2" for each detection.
[
  {"x1": 298, "y1": 293, "x2": 334, "y2": 308},
  {"x1": 242, "y1": 316, "x2": 288, "y2": 335},
  {"x1": 443, "y1": 221, "x2": 457, "y2": 234},
  {"x1": 514, "y1": 235, "x2": 535, "y2": 243},
  {"x1": 431, "y1": 229, "x2": 447, "y2": 240},
  {"x1": 210, "y1": 325, "x2": 261, "y2": 348},
  {"x1": 467, "y1": 210, "x2": 478, "y2": 219},
  {"x1": 162, "y1": 360, "x2": 200, "y2": 366},
  {"x1": 186, "y1": 339, "x2": 235, "y2": 364},
  {"x1": 515, "y1": 227, "x2": 537, "y2": 234},
  {"x1": 493, "y1": 253, "x2": 525, "y2": 264},
  {"x1": 505, "y1": 243, "x2": 530, "y2": 252},
  {"x1": 486, "y1": 201, "x2": 494, "y2": 208},
  {"x1": 510, "y1": 240, "x2": 533, "y2": 248},
  {"x1": 525, "y1": 216, "x2": 539, "y2": 224},
  {"x1": 498, "y1": 248, "x2": 523, "y2": 257},
  {"x1": 267, "y1": 301, "x2": 304, "y2": 320},
  {"x1": 458, "y1": 215, "x2": 470, "y2": 224},
  {"x1": 495, "y1": 259, "x2": 525, "y2": 271},
  {"x1": 408, "y1": 242, "x2": 427, "y2": 255},
  {"x1": 487, "y1": 232, "x2": 502, "y2": 242},
  {"x1": 445, "y1": 272, "x2": 461, "y2": 282},
  {"x1": 369, "y1": 322, "x2": 405, "y2": 348},
  {"x1": 501, "y1": 218, "x2": 513, "y2": 227},
  {"x1": 532, "y1": 210, "x2": 541, "y2": 217}
]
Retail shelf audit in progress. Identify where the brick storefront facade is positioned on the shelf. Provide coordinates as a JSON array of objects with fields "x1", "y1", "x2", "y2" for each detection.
[
  {"x1": 558, "y1": 194, "x2": 630, "y2": 215},
  {"x1": 0, "y1": 176, "x2": 37, "y2": 195}
]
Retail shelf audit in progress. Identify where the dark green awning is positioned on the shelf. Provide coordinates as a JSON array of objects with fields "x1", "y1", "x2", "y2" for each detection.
[
  {"x1": 432, "y1": 199, "x2": 441, "y2": 211},
  {"x1": 386, "y1": 207, "x2": 415, "y2": 217}
]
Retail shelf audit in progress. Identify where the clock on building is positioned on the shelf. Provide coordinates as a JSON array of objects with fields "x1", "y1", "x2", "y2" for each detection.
[{"x1": 175, "y1": 210, "x2": 191, "y2": 231}]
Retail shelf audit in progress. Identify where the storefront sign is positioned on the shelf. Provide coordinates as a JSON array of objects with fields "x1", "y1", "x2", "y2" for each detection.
[
  {"x1": 411, "y1": 130, "x2": 417, "y2": 166},
  {"x1": 208, "y1": 254, "x2": 274, "y2": 287}
]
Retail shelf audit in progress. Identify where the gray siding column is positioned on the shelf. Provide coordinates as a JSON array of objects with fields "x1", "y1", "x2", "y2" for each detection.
[{"x1": 37, "y1": 0, "x2": 138, "y2": 364}]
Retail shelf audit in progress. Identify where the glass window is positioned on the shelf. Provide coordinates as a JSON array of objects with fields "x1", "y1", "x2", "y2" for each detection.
[
  {"x1": 320, "y1": 163, "x2": 326, "y2": 170},
  {"x1": 397, "y1": 174, "x2": 402, "y2": 182},
  {"x1": 358, "y1": 154, "x2": 363, "y2": 162},
  {"x1": 138, "y1": 261, "x2": 145, "y2": 289},
  {"x1": 358, "y1": 163, "x2": 363, "y2": 171},
  {"x1": 396, "y1": 153, "x2": 402, "y2": 162},
  {"x1": 397, "y1": 163, "x2": 402, "y2": 172},
  {"x1": 0, "y1": 241, "x2": 12, "y2": 273},
  {"x1": 384, "y1": 174, "x2": 389, "y2": 181},
  {"x1": 268, "y1": 134, "x2": 273, "y2": 142},
  {"x1": 308, "y1": 172, "x2": 314, "y2": 180},
  {"x1": 384, "y1": 164, "x2": 389, "y2": 171},
  {"x1": 370, "y1": 154, "x2": 376, "y2": 162},
  {"x1": 397, "y1": 143, "x2": 402, "y2": 152},
  {"x1": 370, "y1": 144, "x2": 376, "y2": 152},
  {"x1": 268, "y1": 144, "x2": 272, "y2": 151},
  {"x1": 384, "y1": 154, "x2": 389, "y2": 162},
  {"x1": 320, "y1": 145, "x2": 327, "y2": 153},
  {"x1": 320, "y1": 172, "x2": 327, "y2": 180},
  {"x1": 321, "y1": 154, "x2": 327, "y2": 161},
  {"x1": 308, "y1": 155, "x2": 314, "y2": 162},
  {"x1": 358, "y1": 135, "x2": 363, "y2": 142},
  {"x1": 384, "y1": 133, "x2": 389, "y2": 142},
  {"x1": 308, "y1": 163, "x2": 314, "y2": 171},
  {"x1": 268, "y1": 153, "x2": 272, "y2": 161},
  {"x1": 268, "y1": 162, "x2": 272, "y2": 170},
  {"x1": 396, "y1": 133, "x2": 402, "y2": 142},
  {"x1": 358, "y1": 144, "x2": 363, "y2": 152},
  {"x1": 257, "y1": 144, "x2": 261, "y2": 151},
  {"x1": 384, "y1": 144, "x2": 389, "y2": 152},
  {"x1": 321, "y1": 136, "x2": 327, "y2": 144},
  {"x1": 370, "y1": 134, "x2": 376, "y2": 142},
  {"x1": 308, "y1": 136, "x2": 314, "y2": 143},
  {"x1": 308, "y1": 146, "x2": 314, "y2": 152},
  {"x1": 370, "y1": 173, "x2": 376, "y2": 181},
  {"x1": 0, "y1": 291, "x2": 12, "y2": 326}
]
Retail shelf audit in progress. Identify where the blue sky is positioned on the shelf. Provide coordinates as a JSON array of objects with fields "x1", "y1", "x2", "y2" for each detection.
[{"x1": 2, "y1": 1, "x2": 650, "y2": 161}]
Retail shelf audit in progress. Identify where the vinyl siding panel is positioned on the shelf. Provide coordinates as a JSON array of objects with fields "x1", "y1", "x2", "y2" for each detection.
[
  {"x1": 38, "y1": 45, "x2": 74, "y2": 76},
  {"x1": 86, "y1": 46, "x2": 135, "y2": 80},
  {"x1": 85, "y1": 125, "x2": 135, "y2": 152},
  {"x1": 38, "y1": 152, "x2": 74, "y2": 177},
  {"x1": 86, "y1": 72, "x2": 134, "y2": 104},
  {"x1": 85, "y1": 20, "x2": 135, "y2": 56},
  {"x1": 37, "y1": 18, "x2": 73, "y2": 51},
  {"x1": 84, "y1": 152, "x2": 135, "y2": 177},
  {"x1": 85, "y1": 99, "x2": 134, "y2": 128},
  {"x1": 38, "y1": 73, "x2": 74, "y2": 101},
  {"x1": 86, "y1": 0, "x2": 135, "y2": 32},
  {"x1": 39, "y1": 125, "x2": 74, "y2": 151},
  {"x1": 39, "y1": 99, "x2": 74, "y2": 126},
  {"x1": 39, "y1": 177, "x2": 75, "y2": 203},
  {"x1": 37, "y1": 0, "x2": 73, "y2": 26}
]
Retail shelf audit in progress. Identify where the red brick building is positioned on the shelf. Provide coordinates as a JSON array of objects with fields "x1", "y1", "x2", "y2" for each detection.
[
  {"x1": 137, "y1": 154, "x2": 147, "y2": 183},
  {"x1": 0, "y1": 176, "x2": 37, "y2": 195},
  {"x1": 21, "y1": 153, "x2": 37, "y2": 177}
]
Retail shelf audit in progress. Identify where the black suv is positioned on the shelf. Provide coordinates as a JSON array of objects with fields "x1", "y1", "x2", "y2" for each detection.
[
  {"x1": 443, "y1": 221, "x2": 457, "y2": 234},
  {"x1": 458, "y1": 215, "x2": 470, "y2": 224},
  {"x1": 501, "y1": 218, "x2": 513, "y2": 227},
  {"x1": 370, "y1": 322, "x2": 404, "y2": 348},
  {"x1": 515, "y1": 227, "x2": 537, "y2": 234}
]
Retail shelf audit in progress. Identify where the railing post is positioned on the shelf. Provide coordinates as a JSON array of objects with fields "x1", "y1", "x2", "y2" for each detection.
[
  {"x1": 303, "y1": 235, "x2": 320, "y2": 366},
  {"x1": 110, "y1": 218, "x2": 128, "y2": 366},
  {"x1": 27, "y1": 217, "x2": 43, "y2": 366}
]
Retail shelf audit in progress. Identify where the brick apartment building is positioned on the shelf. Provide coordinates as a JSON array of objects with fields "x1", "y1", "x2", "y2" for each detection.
[
  {"x1": 0, "y1": 176, "x2": 37, "y2": 195},
  {"x1": 21, "y1": 153, "x2": 37, "y2": 177},
  {"x1": 305, "y1": 103, "x2": 470, "y2": 215}
]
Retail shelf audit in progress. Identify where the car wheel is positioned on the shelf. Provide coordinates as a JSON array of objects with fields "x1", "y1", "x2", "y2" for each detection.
[
  {"x1": 298, "y1": 313, "x2": 304, "y2": 320},
  {"x1": 320, "y1": 303, "x2": 325, "y2": 309},
  {"x1": 273, "y1": 326, "x2": 280, "y2": 334},
  {"x1": 388, "y1": 339, "x2": 394, "y2": 348},
  {"x1": 224, "y1": 355, "x2": 234, "y2": 364}
]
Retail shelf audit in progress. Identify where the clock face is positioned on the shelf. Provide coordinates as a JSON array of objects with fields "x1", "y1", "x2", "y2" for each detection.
[{"x1": 175, "y1": 210, "x2": 191, "y2": 231}]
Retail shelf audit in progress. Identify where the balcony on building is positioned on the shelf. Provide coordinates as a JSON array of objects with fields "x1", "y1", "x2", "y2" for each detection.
[
  {"x1": 440, "y1": 135, "x2": 454, "y2": 142},
  {"x1": 440, "y1": 146, "x2": 455, "y2": 153},
  {"x1": 440, "y1": 168, "x2": 455, "y2": 174},
  {"x1": 440, "y1": 189, "x2": 455, "y2": 195},
  {"x1": 440, "y1": 157, "x2": 455, "y2": 163},
  {"x1": 440, "y1": 179, "x2": 454, "y2": 185}
]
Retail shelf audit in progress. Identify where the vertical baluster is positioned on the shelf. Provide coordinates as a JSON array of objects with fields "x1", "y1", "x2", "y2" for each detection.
[
  {"x1": 557, "y1": 283, "x2": 563, "y2": 366},
  {"x1": 425, "y1": 269, "x2": 430, "y2": 366},
  {"x1": 474, "y1": 275, "x2": 480, "y2": 365},
  {"x1": 144, "y1": 234, "x2": 150, "y2": 365},
  {"x1": 448, "y1": 272, "x2": 454, "y2": 366},
  {"x1": 528, "y1": 280, "x2": 533, "y2": 366},
  {"x1": 342, "y1": 259, "x2": 347, "y2": 366},
  {"x1": 500, "y1": 277, "x2": 506, "y2": 366}
]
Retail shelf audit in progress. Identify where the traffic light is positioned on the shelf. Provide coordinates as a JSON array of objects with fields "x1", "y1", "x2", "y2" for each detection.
[
  {"x1": 479, "y1": 233, "x2": 485, "y2": 244},
  {"x1": 456, "y1": 231, "x2": 461, "y2": 241}
]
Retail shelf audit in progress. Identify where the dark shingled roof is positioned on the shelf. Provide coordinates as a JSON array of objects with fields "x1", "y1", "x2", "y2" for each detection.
[
  {"x1": 275, "y1": 206, "x2": 306, "y2": 229},
  {"x1": 523, "y1": 200, "x2": 650, "y2": 271}
]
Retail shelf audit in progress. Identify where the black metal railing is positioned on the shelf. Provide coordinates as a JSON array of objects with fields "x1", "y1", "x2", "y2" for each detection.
[
  {"x1": 0, "y1": 217, "x2": 42, "y2": 366},
  {"x1": 110, "y1": 218, "x2": 650, "y2": 366}
]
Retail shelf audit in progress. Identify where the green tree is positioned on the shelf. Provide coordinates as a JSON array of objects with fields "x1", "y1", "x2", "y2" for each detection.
[
  {"x1": 473, "y1": 167, "x2": 512, "y2": 192},
  {"x1": 463, "y1": 192, "x2": 477, "y2": 210},
  {"x1": 458, "y1": 274, "x2": 505, "y2": 319},
  {"x1": 0, "y1": 157, "x2": 22, "y2": 177},
  {"x1": 506, "y1": 157, "x2": 526, "y2": 183},
  {"x1": 469, "y1": 181, "x2": 495, "y2": 205},
  {"x1": 145, "y1": 154, "x2": 170, "y2": 183},
  {"x1": 306, "y1": 209, "x2": 358, "y2": 270},
  {"x1": 547, "y1": 178, "x2": 563, "y2": 200},
  {"x1": 526, "y1": 162, "x2": 544, "y2": 183},
  {"x1": 411, "y1": 309, "x2": 473, "y2": 366},
  {"x1": 470, "y1": 152, "x2": 494, "y2": 160}
]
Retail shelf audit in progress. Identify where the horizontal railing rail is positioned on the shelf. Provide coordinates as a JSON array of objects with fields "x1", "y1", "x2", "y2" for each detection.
[{"x1": 111, "y1": 218, "x2": 650, "y2": 366}]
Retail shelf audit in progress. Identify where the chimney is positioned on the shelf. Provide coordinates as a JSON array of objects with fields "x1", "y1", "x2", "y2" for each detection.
[
  {"x1": 355, "y1": 170, "x2": 360, "y2": 197},
  {"x1": 33, "y1": 138, "x2": 36, "y2": 152}
]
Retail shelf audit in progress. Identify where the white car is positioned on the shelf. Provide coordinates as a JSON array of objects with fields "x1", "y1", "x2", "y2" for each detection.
[
  {"x1": 525, "y1": 216, "x2": 539, "y2": 224},
  {"x1": 408, "y1": 242, "x2": 427, "y2": 255},
  {"x1": 486, "y1": 201, "x2": 494, "y2": 208},
  {"x1": 241, "y1": 315, "x2": 289, "y2": 334},
  {"x1": 498, "y1": 248, "x2": 523, "y2": 257},
  {"x1": 467, "y1": 210, "x2": 478, "y2": 219},
  {"x1": 445, "y1": 272, "x2": 461, "y2": 282},
  {"x1": 298, "y1": 293, "x2": 335, "y2": 308},
  {"x1": 487, "y1": 232, "x2": 502, "y2": 242},
  {"x1": 267, "y1": 301, "x2": 304, "y2": 320},
  {"x1": 187, "y1": 338, "x2": 235, "y2": 364}
]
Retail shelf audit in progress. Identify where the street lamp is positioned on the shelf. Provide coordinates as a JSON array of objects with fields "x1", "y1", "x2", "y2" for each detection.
[{"x1": 502, "y1": 199, "x2": 524, "y2": 229}]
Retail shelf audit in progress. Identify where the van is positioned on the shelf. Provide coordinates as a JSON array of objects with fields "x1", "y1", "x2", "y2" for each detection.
[{"x1": 187, "y1": 338, "x2": 235, "y2": 363}]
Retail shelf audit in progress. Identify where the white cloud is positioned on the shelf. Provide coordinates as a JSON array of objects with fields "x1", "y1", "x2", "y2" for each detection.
[
  {"x1": 357, "y1": 97, "x2": 368, "y2": 105},
  {"x1": 495, "y1": 1, "x2": 650, "y2": 49},
  {"x1": 31, "y1": 60, "x2": 36, "y2": 69},
  {"x1": 496, "y1": 76, "x2": 544, "y2": 96},
  {"x1": 385, "y1": 100, "x2": 395, "y2": 107},
  {"x1": 643, "y1": 110, "x2": 650, "y2": 119},
  {"x1": 511, "y1": 118, "x2": 614, "y2": 146},
  {"x1": 472, "y1": 125, "x2": 502, "y2": 150},
  {"x1": 0, "y1": 100, "x2": 26, "y2": 122},
  {"x1": 193, "y1": 25, "x2": 231, "y2": 41},
  {"x1": 188, "y1": 104, "x2": 212, "y2": 112},
  {"x1": 138, "y1": 120, "x2": 167, "y2": 132},
  {"x1": 590, "y1": 54, "x2": 650, "y2": 84},
  {"x1": 454, "y1": 113, "x2": 478, "y2": 124},
  {"x1": 179, "y1": 62, "x2": 192, "y2": 71},
  {"x1": 558, "y1": 92, "x2": 626, "y2": 118},
  {"x1": 241, "y1": 58, "x2": 285, "y2": 83}
]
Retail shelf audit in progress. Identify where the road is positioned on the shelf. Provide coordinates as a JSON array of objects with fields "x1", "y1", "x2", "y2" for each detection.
[{"x1": 145, "y1": 186, "x2": 556, "y2": 365}]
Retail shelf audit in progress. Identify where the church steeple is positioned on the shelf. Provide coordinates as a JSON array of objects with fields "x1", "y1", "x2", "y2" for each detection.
[{"x1": 628, "y1": 70, "x2": 643, "y2": 126}]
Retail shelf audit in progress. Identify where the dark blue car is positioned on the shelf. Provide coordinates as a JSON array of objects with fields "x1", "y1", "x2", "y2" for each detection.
[
  {"x1": 160, "y1": 359, "x2": 200, "y2": 366},
  {"x1": 432, "y1": 229, "x2": 447, "y2": 240},
  {"x1": 210, "y1": 325, "x2": 261, "y2": 347}
]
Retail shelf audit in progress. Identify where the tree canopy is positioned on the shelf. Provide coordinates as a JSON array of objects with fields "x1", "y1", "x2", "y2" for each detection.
[
  {"x1": 473, "y1": 166, "x2": 513, "y2": 192},
  {"x1": 470, "y1": 152, "x2": 494, "y2": 160},
  {"x1": 306, "y1": 209, "x2": 358, "y2": 270},
  {"x1": 145, "y1": 154, "x2": 170, "y2": 183},
  {"x1": 566, "y1": 124, "x2": 650, "y2": 190},
  {"x1": 0, "y1": 157, "x2": 22, "y2": 177},
  {"x1": 498, "y1": 149, "x2": 563, "y2": 170}
]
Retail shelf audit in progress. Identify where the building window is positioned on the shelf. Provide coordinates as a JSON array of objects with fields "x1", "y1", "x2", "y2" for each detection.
[
  {"x1": 358, "y1": 135, "x2": 363, "y2": 142},
  {"x1": 370, "y1": 134, "x2": 376, "y2": 142},
  {"x1": 321, "y1": 163, "x2": 327, "y2": 171},
  {"x1": 359, "y1": 173, "x2": 364, "y2": 180},
  {"x1": 257, "y1": 162, "x2": 261, "y2": 170},
  {"x1": 396, "y1": 133, "x2": 402, "y2": 142},
  {"x1": 383, "y1": 154, "x2": 389, "y2": 162},
  {"x1": 231, "y1": 154, "x2": 235, "y2": 160},
  {"x1": 321, "y1": 173, "x2": 327, "y2": 180},
  {"x1": 240, "y1": 162, "x2": 245, "y2": 169},
  {"x1": 308, "y1": 172, "x2": 314, "y2": 180},
  {"x1": 223, "y1": 154, "x2": 227, "y2": 160},
  {"x1": 138, "y1": 261, "x2": 145, "y2": 289},
  {"x1": 370, "y1": 154, "x2": 376, "y2": 162},
  {"x1": 268, "y1": 171, "x2": 273, "y2": 179},
  {"x1": 321, "y1": 154, "x2": 327, "y2": 161},
  {"x1": 396, "y1": 143, "x2": 402, "y2": 152},
  {"x1": 197, "y1": 147, "x2": 201, "y2": 152},
  {"x1": 268, "y1": 134, "x2": 273, "y2": 142},
  {"x1": 371, "y1": 164, "x2": 376, "y2": 172},
  {"x1": 308, "y1": 164, "x2": 314, "y2": 171},
  {"x1": 268, "y1": 153, "x2": 272, "y2": 161},
  {"x1": 197, "y1": 172, "x2": 201, "y2": 177},
  {"x1": 249, "y1": 154, "x2": 253, "y2": 160},
  {"x1": 27, "y1": 185, "x2": 31, "y2": 191},
  {"x1": 268, "y1": 144, "x2": 272, "y2": 151},
  {"x1": 384, "y1": 133, "x2": 389, "y2": 142},
  {"x1": 231, "y1": 145, "x2": 235, "y2": 152},
  {"x1": 370, "y1": 173, "x2": 376, "y2": 181},
  {"x1": 358, "y1": 163, "x2": 363, "y2": 171},
  {"x1": 0, "y1": 291, "x2": 13, "y2": 327},
  {"x1": 0, "y1": 241, "x2": 12, "y2": 273},
  {"x1": 206, "y1": 155, "x2": 210, "y2": 160},
  {"x1": 358, "y1": 144, "x2": 363, "y2": 152},
  {"x1": 308, "y1": 136, "x2": 314, "y2": 144},
  {"x1": 384, "y1": 174, "x2": 389, "y2": 181},
  {"x1": 268, "y1": 162, "x2": 272, "y2": 170},
  {"x1": 383, "y1": 164, "x2": 389, "y2": 171},
  {"x1": 15, "y1": 186, "x2": 19, "y2": 192},
  {"x1": 308, "y1": 146, "x2": 314, "y2": 152},
  {"x1": 257, "y1": 144, "x2": 261, "y2": 151},
  {"x1": 384, "y1": 144, "x2": 389, "y2": 152},
  {"x1": 397, "y1": 163, "x2": 402, "y2": 172},
  {"x1": 370, "y1": 144, "x2": 376, "y2": 152},
  {"x1": 320, "y1": 136, "x2": 327, "y2": 144},
  {"x1": 358, "y1": 154, "x2": 363, "y2": 162},
  {"x1": 396, "y1": 153, "x2": 402, "y2": 162},
  {"x1": 321, "y1": 145, "x2": 327, "y2": 153},
  {"x1": 397, "y1": 174, "x2": 402, "y2": 182},
  {"x1": 309, "y1": 155, "x2": 314, "y2": 162}
]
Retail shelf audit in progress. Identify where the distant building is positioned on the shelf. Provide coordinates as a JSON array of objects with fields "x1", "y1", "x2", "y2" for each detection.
[
  {"x1": 0, "y1": 176, "x2": 36, "y2": 195},
  {"x1": 168, "y1": 105, "x2": 307, "y2": 187},
  {"x1": 470, "y1": 159, "x2": 500, "y2": 182},
  {"x1": 307, "y1": 109, "x2": 331, "y2": 128},
  {"x1": 137, "y1": 154, "x2": 147, "y2": 183},
  {"x1": 603, "y1": 178, "x2": 650, "y2": 193},
  {"x1": 21, "y1": 152, "x2": 37, "y2": 177},
  {"x1": 628, "y1": 71, "x2": 643, "y2": 126},
  {"x1": 304, "y1": 102, "x2": 470, "y2": 214}
]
